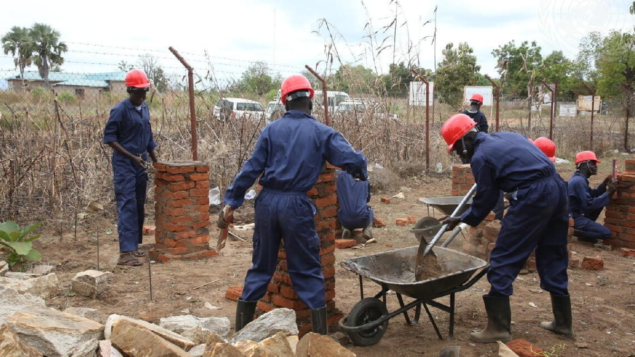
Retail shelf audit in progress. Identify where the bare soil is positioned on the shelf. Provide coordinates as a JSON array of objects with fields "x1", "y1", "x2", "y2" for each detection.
[{"x1": 31, "y1": 163, "x2": 635, "y2": 356}]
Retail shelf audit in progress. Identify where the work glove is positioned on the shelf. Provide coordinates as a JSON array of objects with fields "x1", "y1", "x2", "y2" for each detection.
[
  {"x1": 607, "y1": 182, "x2": 617, "y2": 197},
  {"x1": 442, "y1": 216, "x2": 462, "y2": 230},
  {"x1": 217, "y1": 205, "x2": 234, "y2": 229}
]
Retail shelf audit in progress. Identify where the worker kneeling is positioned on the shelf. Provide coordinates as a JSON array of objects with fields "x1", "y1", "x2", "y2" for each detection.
[
  {"x1": 219, "y1": 75, "x2": 368, "y2": 335},
  {"x1": 337, "y1": 170, "x2": 374, "y2": 240},
  {"x1": 568, "y1": 151, "x2": 615, "y2": 243},
  {"x1": 440, "y1": 114, "x2": 572, "y2": 343}
]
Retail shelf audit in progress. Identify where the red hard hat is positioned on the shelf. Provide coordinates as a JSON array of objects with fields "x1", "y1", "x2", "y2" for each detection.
[
  {"x1": 534, "y1": 137, "x2": 556, "y2": 162},
  {"x1": 575, "y1": 151, "x2": 601, "y2": 165},
  {"x1": 470, "y1": 93, "x2": 484, "y2": 104},
  {"x1": 125, "y1": 69, "x2": 151, "y2": 89},
  {"x1": 441, "y1": 114, "x2": 477, "y2": 153},
  {"x1": 280, "y1": 75, "x2": 314, "y2": 105}
]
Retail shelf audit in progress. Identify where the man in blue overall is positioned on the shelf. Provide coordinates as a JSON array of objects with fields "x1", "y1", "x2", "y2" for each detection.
[
  {"x1": 218, "y1": 75, "x2": 367, "y2": 335},
  {"x1": 337, "y1": 170, "x2": 373, "y2": 240},
  {"x1": 441, "y1": 114, "x2": 572, "y2": 343},
  {"x1": 462, "y1": 93, "x2": 488, "y2": 133},
  {"x1": 103, "y1": 69, "x2": 158, "y2": 267},
  {"x1": 568, "y1": 151, "x2": 615, "y2": 243}
]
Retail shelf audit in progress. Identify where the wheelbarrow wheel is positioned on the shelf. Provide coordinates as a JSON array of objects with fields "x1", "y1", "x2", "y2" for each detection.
[{"x1": 345, "y1": 298, "x2": 389, "y2": 346}]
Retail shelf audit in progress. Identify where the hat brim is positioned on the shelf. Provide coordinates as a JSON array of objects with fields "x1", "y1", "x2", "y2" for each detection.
[{"x1": 129, "y1": 83, "x2": 151, "y2": 89}]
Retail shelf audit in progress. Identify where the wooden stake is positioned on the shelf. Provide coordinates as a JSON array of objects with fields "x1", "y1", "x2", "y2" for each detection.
[{"x1": 148, "y1": 258, "x2": 153, "y2": 301}]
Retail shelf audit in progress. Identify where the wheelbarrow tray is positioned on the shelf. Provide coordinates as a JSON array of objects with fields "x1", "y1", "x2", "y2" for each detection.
[
  {"x1": 340, "y1": 246, "x2": 487, "y2": 301},
  {"x1": 419, "y1": 196, "x2": 473, "y2": 216}
]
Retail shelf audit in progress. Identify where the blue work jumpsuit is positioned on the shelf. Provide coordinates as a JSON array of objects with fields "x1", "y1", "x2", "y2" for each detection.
[
  {"x1": 224, "y1": 110, "x2": 367, "y2": 309},
  {"x1": 461, "y1": 132, "x2": 569, "y2": 297},
  {"x1": 336, "y1": 171, "x2": 374, "y2": 230},
  {"x1": 462, "y1": 110, "x2": 489, "y2": 133},
  {"x1": 103, "y1": 98, "x2": 157, "y2": 253},
  {"x1": 568, "y1": 171, "x2": 611, "y2": 240}
]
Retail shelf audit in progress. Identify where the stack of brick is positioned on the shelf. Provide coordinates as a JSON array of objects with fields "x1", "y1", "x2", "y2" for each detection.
[
  {"x1": 257, "y1": 168, "x2": 341, "y2": 336},
  {"x1": 461, "y1": 213, "x2": 498, "y2": 259},
  {"x1": 150, "y1": 161, "x2": 216, "y2": 263},
  {"x1": 451, "y1": 164, "x2": 474, "y2": 196},
  {"x1": 603, "y1": 160, "x2": 635, "y2": 249}
]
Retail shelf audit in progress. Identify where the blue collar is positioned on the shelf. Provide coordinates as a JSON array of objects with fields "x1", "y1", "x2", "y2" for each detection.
[
  {"x1": 472, "y1": 131, "x2": 487, "y2": 152},
  {"x1": 123, "y1": 97, "x2": 146, "y2": 110},
  {"x1": 572, "y1": 171, "x2": 588, "y2": 183}
]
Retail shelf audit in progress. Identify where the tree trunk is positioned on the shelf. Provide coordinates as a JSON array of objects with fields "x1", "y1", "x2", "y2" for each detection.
[
  {"x1": 43, "y1": 54, "x2": 50, "y2": 89},
  {"x1": 626, "y1": 103, "x2": 631, "y2": 152}
]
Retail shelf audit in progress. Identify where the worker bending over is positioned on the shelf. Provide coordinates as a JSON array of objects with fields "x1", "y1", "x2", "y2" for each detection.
[
  {"x1": 441, "y1": 114, "x2": 572, "y2": 343},
  {"x1": 337, "y1": 170, "x2": 374, "y2": 240},
  {"x1": 219, "y1": 75, "x2": 367, "y2": 335}
]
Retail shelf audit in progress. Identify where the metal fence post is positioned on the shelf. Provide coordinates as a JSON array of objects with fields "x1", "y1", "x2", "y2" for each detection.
[
  {"x1": 169, "y1": 47, "x2": 198, "y2": 161},
  {"x1": 304, "y1": 65, "x2": 329, "y2": 127}
]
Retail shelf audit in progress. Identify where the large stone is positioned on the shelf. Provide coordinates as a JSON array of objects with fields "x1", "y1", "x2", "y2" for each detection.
[
  {"x1": 105, "y1": 314, "x2": 196, "y2": 351},
  {"x1": 286, "y1": 336, "x2": 298, "y2": 355},
  {"x1": 230, "y1": 308, "x2": 298, "y2": 343},
  {"x1": 0, "y1": 285, "x2": 46, "y2": 325},
  {"x1": 202, "y1": 333, "x2": 226, "y2": 357},
  {"x1": 0, "y1": 260, "x2": 8, "y2": 276},
  {"x1": 189, "y1": 344, "x2": 206, "y2": 357},
  {"x1": 295, "y1": 332, "x2": 356, "y2": 357},
  {"x1": 208, "y1": 343, "x2": 245, "y2": 357},
  {"x1": 0, "y1": 323, "x2": 43, "y2": 357},
  {"x1": 69, "y1": 339, "x2": 99, "y2": 357},
  {"x1": 260, "y1": 332, "x2": 294, "y2": 357},
  {"x1": 234, "y1": 340, "x2": 275, "y2": 357},
  {"x1": 160, "y1": 315, "x2": 231, "y2": 343},
  {"x1": 98, "y1": 340, "x2": 124, "y2": 357},
  {"x1": 72, "y1": 270, "x2": 112, "y2": 299},
  {"x1": 64, "y1": 307, "x2": 101, "y2": 323},
  {"x1": 5, "y1": 272, "x2": 39, "y2": 280},
  {"x1": 0, "y1": 273, "x2": 58, "y2": 298},
  {"x1": 28, "y1": 265, "x2": 55, "y2": 276},
  {"x1": 6, "y1": 307, "x2": 104, "y2": 357},
  {"x1": 110, "y1": 319, "x2": 190, "y2": 357}
]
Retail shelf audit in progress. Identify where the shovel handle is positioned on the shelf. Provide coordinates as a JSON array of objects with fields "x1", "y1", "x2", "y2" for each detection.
[{"x1": 216, "y1": 215, "x2": 233, "y2": 252}]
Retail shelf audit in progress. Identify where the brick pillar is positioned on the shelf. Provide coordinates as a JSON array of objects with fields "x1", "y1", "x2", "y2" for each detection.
[
  {"x1": 150, "y1": 161, "x2": 217, "y2": 262},
  {"x1": 257, "y1": 168, "x2": 340, "y2": 337},
  {"x1": 451, "y1": 164, "x2": 474, "y2": 196},
  {"x1": 603, "y1": 159, "x2": 635, "y2": 249}
]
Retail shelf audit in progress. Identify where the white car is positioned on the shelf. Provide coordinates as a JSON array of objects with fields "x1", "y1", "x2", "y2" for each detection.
[
  {"x1": 266, "y1": 101, "x2": 285, "y2": 121},
  {"x1": 213, "y1": 98, "x2": 265, "y2": 121},
  {"x1": 336, "y1": 101, "x2": 367, "y2": 114}
]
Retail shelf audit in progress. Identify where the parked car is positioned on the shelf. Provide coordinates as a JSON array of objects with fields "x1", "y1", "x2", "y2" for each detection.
[
  {"x1": 266, "y1": 100, "x2": 285, "y2": 121},
  {"x1": 336, "y1": 101, "x2": 367, "y2": 114},
  {"x1": 213, "y1": 98, "x2": 265, "y2": 121}
]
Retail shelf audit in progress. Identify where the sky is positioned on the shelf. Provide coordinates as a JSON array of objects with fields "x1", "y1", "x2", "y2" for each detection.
[{"x1": 0, "y1": 0, "x2": 633, "y2": 85}]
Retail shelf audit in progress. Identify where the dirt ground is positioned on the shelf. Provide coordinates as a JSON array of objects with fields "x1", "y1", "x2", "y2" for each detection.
[{"x1": 33, "y1": 162, "x2": 635, "y2": 357}]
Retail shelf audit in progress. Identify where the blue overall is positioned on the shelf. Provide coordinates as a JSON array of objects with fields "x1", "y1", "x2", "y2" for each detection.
[
  {"x1": 462, "y1": 110, "x2": 489, "y2": 133},
  {"x1": 461, "y1": 132, "x2": 569, "y2": 297},
  {"x1": 224, "y1": 110, "x2": 367, "y2": 309},
  {"x1": 103, "y1": 98, "x2": 157, "y2": 253},
  {"x1": 336, "y1": 171, "x2": 374, "y2": 230},
  {"x1": 568, "y1": 171, "x2": 611, "y2": 240}
]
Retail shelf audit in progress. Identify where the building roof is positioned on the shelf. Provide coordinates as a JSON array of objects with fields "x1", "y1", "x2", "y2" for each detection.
[
  {"x1": 6, "y1": 71, "x2": 126, "y2": 88},
  {"x1": 54, "y1": 79, "x2": 110, "y2": 88}
]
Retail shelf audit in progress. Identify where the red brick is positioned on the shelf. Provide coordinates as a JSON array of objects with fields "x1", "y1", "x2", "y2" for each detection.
[
  {"x1": 316, "y1": 219, "x2": 336, "y2": 232},
  {"x1": 153, "y1": 163, "x2": 167, "y2": 172},
  {"x1": 175, "y1": 230, "x2": 196, "y2": 240},
  {"x1": 307, "y1": 187, "x2": 319, "y2": 196},
  {"x1": 619, "y1": 247, "x2": 635, "y2": 257},
  {"x1": 168, "y1": 247, "x2": 188, "y2": 255},
  {"x1": 484, "y1": 212, "x2": 496, "y2": 222},
  {"x1": 257, "y1": 301, "x2": 274, "y2": 313},
  {"x1": 274, "y1": 272, "x2": 293, "y2": 286},
  {"x1": 196, "y1": 181, "x2": 210, "y2": 189},
  {"x1": 385, "y1": 243, "x2": 394, "y2": 247},
  {"x1": 166, "y1": 199, "x2": 190, "y2": 208},
  {"x1": 162, "y1": 191, "x2": 189, "y2": 200},
  {"x1": 335, "y1": 239, "x2": 356, "y2": 249},
  {"x1": 161, "y1": 174, "x2": 185, "y2": 182},
  {"x1": 200, "y1": 212, "x2": 210, "y2": 221},
  {"x1": 267, "y1": 284, "x2": 279, "y2": 294},
  {"x1": 320, "y1": 244, "x2": 336, "y2": 256},
  {"x1": 194, "y1": 165, "x2": 208, "y2": 173},
  {"x1": 190, "y1": 173, "x2": 209, "y2": 181},
  {"x1": 170, "y1": 216, "x2": 194, "y2": 225},
  {"x1": 161, "y1": 223, "x2": 188, "y2": 232},
  {"x1": 316, "y1": 171, "x2": 336, "y2": 183},
  {"x1": 323, "y1": 266, "x2": 336, "y2": 279},
  {"x1": 315, "y1": 194, "x2": 338, "y2": 208},
  {"x1": 166, "y1": 165, "x2": 195, "y2": 174},
  {"x1": 373, "y1": 216, "x2": 386, "y2": 228},
  {"x1": 325, "y1": 289, "x2": 335, "y2": 302},
  {"x1": 625, "y1": 160, "x2": 635, "y2": 173},
  {"x1": 164, "y1": 238, "x2": 178, "y2": 248},
  {"x1": 581, "y1": 256, "x2": 604, "y2": 270},
  {"x1": 526, "y1": 258, "x2": 536, "y2": 270},
  {"x1": 487, "y1": 243, "x2": 496, "y2": 251},
  {"x1": 196, "y1": 197, "x2": 210, "y2": 205},
  {"x1": 273, "y1": 295, "x2": 306, "y2": 310},
  {"x1": 321, "y1": 253, "x2": 336, "y2": 266},
  {"x1": 396, "y1": 218, "x2": 408, "y2": 226},
  {"x1": 155, "y1": 179, "x2": 166, "y2": 186},
  {"x1": 192, "y1": 220, "x2": 210, "y2": 229},
  {"x1": 225, "y1": 286, "x2": 243, "y2": 301},
  {"x1": 381, "y1": 197, "x2": 390, "y2": 204},
  {"x1": 195, "y1": 205, "x2": 209, "y2": 212},
  {"x1": 190, "y1": 189, "x2": 208, "y2": 197},
  {"x1": 506, "y1": 339, "x2": 544, "y2": 357},
  {"x1": 451, "y1": 190, "x2": 459, "y2": 196},
  {"x1": 280, "y1": 285, "x2": 298, "y2": 299},
  {"x1": 319, "y1": 206, "x2": 338, "y2": 219},
  {"x1": 323, "y1": 183, "x2": 337, "y2": 194},
  {"x1": 168, "y1": 181, "x2": 195, "y2": 192},
  {"x1": 191, "y1": 235, "x2": 210, "y2": 246},
  {"x1": 407, "y1": 215, "x2": 416, "y2": 224}
]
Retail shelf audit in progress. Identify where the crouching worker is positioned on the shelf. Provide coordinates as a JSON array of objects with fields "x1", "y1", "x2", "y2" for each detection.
[
  {"x1": 337, "y1": 170, "x2": 374, "y2": 240},
  {"x1": 440, "y1": 114, "x2": 572, "y2": 343},
  {"x1": 218, "y1": 75, "x2": 368, "y2": 335},
  {"x1": 568, "y1": 151, "x2": 615, "y2": 243}
]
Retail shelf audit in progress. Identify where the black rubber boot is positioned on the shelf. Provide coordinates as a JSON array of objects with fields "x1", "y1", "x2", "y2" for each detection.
[
  {"x1": 470, "y1": 295, "x2": 512, "y2": 343},
  {"x1": 540, "y1": 293, "x2": 574, "y2": 339},
  {"x1": 235, "y1": 299, "x2": 257, "y2": 332},
  {"x1": 311, "y1": 306, "x2": 328, "y2": 335}
]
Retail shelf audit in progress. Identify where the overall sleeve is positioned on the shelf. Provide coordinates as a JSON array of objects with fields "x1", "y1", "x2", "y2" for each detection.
[
  {"x1": 103, "y1": 106, "x2": 123, "y2": 143},
  {"x1": 461, "y1": 157, "x2": 499, "y2": 226},
  {"x1": 366, "y1": 180, "x2": 372, "y2": 203},
  {"x1": 590, "y1": 182, "x2": 607, "y2": 197},
  {"x1": 223, "y1": 130, "x2": 269, "y2": 209},
  {"x1": 478, "y1": 112, "x2": 489, "y2": 134},
  {"x1": 570, "y1": 179, "x2": 610, "y2": 213},
  {"x1": 147, "y1": 121, "x2": 158, "y2": 152},
  {"x1": 324, "y1": 130, "x2": 368, "y2": 180}
]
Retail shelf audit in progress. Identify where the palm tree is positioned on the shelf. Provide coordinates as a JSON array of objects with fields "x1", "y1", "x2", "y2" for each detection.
[
  {"x1": 29, "y1": 23, "x2": 67, "y2": 88},
  {"x1": 1, "y1": 26, "x2": 34, "y2": 89}
]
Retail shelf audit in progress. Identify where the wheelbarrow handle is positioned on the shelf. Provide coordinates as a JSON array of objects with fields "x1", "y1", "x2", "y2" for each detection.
[{"x1": 423, "y1": 184, "x2": 477, "y2": 256}]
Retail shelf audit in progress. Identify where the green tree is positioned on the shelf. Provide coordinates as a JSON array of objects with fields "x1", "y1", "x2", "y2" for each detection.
[
  {"x1": 575, "y1": 32, "x2": 603, "y2": 84},
  {"x1": 29, "y1": 23, "x2": 67, "y2": 88},
  {"x1": 117, "y1": 60, "x2": 134, "y2": 72},
  {"x1": 435, "y1": 42, "x2": 481, "y2": 108},
  {"x1": 1, "y1": 26, "x2": 33, "y2": 87},
  {"x1": 237, "y1": 62, "x2": 281, "y2": 96},
  {"x1": 138, "y1": 54, "x2": 168, "y2": 92},
  {"x1": 382, "y1": 62, "x2": 432, "y2": 97},
  {"x1": 331, "y1": 64, "x2": 376, "y2": 94},
  {"x1": 492, "y1": 40, "x2": 543, "y2": 97},
  {"x1": 542, "y1": 51, "x2": 575, "y2": 100}
]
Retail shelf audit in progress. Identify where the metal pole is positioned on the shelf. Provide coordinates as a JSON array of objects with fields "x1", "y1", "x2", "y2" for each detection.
[
  {"x1": 540, "y1": 80, "x2": 555, "y2": 140},
  {"x1": 554, "y1": 81, "x2": 558, "y2": 135},
  {"x1": 411, "y1": 69, "x2": 429, "y2": 171},
  {"x1": 304, "y1": 65, "x2": 329, "y2": 127},
  {"x1": 148, "y1": 257, "x2": 153, "y2": 301},
  {"x1": 169, "y1": 47, "x2": 198, "y2": 160},
  {"x1": 484, "y1": 75, "x2": 500, "y2": 132},
  {"x1": 583, "y1": 83, "x2": 595, "y2": 150}
]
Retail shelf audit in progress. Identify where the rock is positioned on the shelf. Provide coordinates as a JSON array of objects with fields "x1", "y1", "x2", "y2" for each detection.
[
  {"x1": 335, "y1": 239, "x2": 356, "y2": 249},
  {"x1": 235, "y1": 340, "x2": 276, "y2": 357},
  {"x1": 581, "y1": 257, "x2": 604, "y2": 270},
  {"x1": 72, "y1": 270, "x2": 112, "y2": 299},
  {"x1": 190, "y1": 344, "x2": 206, "y2": 357},
  {"x1": 329, "y1": 332, "x2": 350, "y2": 346},
  {"x1": 286, "y1": 336, "x2": 298, "y2": 354},
  {"x1": 372, "y1": 216, "x2": 386, "y2": 228},
  {"x1": 0, "y1": 323, "x2": 43, "y2": 357},
  {"x1": 0, "y1": 285, "x2": 46, "y2": 325},
  {"x1": 208, "y1": 343, "x2": 245, "y2": 357},
  {"x1": 396, "y1": 218, "x2": 408, "y2": 226},
  {"x1": 160, "y1": 315, "x2": 231, "y2": 342},
  {"x1": 64, "y1": 307, "x2": 101, "y2": 323},
  {"x1": 296, "y1": 332, "x2": 356, "y2": 357},
  {"x1": 203, "y1": 333, "x2": 226, "y2": 356},
  {"x1": 505, "y1": 339, "x2": 543, "y2": 357},
  {"x1": 260, "y1": 331, "x2": 295, "y2": 356},
  {"x1": 110, "y1": 319, "x2": 190, "y2": 357},
  {"x1": 7, "y1": 307, "x2": 104, "y2": 357},
  {"x1": 69, "y1": 339, "x2": 99, "y2": 357},
  {"x1": 407, "y1": 215, "x2": 416, "y2": 224},
  {"x1": 231, "y1": 308, "x2": 298, "y2": 343},
  {"x1": 0, "y1": 273, "x2": 58, "y2": 298},
  {"x1": 0, "y1": 260, "x2": 8, "y2": 276},
  {"x1": 225, "y1": 286, "x2": 243, "y2": 302},
  {"x1": 575, "y1": 342, "x2": 589, "y2": 349},
  {"x1": 619, "y1": 247, "x2": 635, "y2": 258},
  {"x1": 5, "y1": 272, "x2": 39, "y2": 280},
  {"x1": 105, "y1": 314, "x2": 196, "y2": 351},
  {"x1": 28, "y1": 265, "x2": 55, "y2": 276},
  {"x1": 98, "y1": 340, "x2": 123, "y2": 357},
  {"x1": 438, "y1": 346, "x2": 460, "y2": 357}
]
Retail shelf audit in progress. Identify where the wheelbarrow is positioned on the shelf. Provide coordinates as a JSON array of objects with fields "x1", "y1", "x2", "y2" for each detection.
[
  {"x1": 339, "y1": 246, "x2": 488, "y2": 346},
  {"x1": 419, "y1": 196, "x2": 473, "y2": 216}
]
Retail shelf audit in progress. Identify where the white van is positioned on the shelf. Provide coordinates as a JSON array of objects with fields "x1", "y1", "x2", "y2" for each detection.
[
  {"x1": 213, "y1": 98, "x2": 265, "y2": 121},
  {"x1": 275, "y1": 90, "x2": 350, "y2": 112}
]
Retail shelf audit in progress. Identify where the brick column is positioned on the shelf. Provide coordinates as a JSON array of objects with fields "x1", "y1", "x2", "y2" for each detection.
[
  {"x1": 257, "y1": 168, "x2": 340, "y2": 337},
  {"x1": 603, "y1": 159, "x2": 635, "y2": 249},
  {"x1": 451, "y1": 164, "x2": 474, "y2": 196},
  {"x1": 150, "y1": 161, "x2": 217, "y2": 262}
]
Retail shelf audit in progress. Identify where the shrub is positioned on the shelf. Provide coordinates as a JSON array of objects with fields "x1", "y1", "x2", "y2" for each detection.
[{"x1": 0, "y1": 221, "x2": 43, "y2": 268}]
